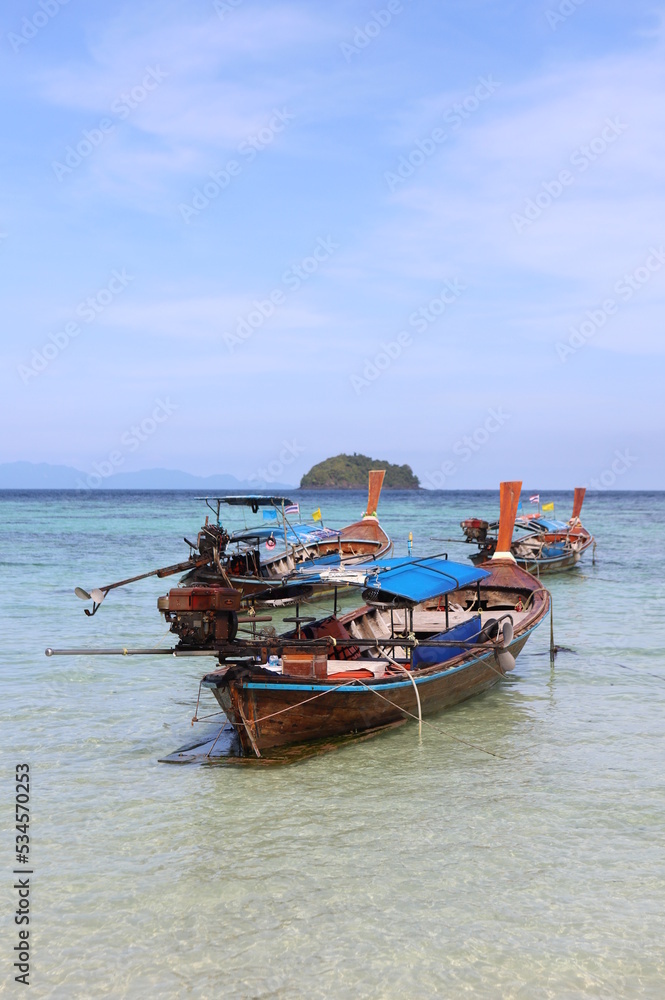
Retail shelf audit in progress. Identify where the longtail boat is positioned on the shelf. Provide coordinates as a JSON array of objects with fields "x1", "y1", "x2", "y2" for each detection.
[
  {"x1": 192, "y1": 481, "x2": 551, "y2": 756},
  {"x1": 460, "y1": 487, "x2": 594, "y2": 574},
  {"x1": 73, "y1": 472, "x2": 392, "y2": 614}
]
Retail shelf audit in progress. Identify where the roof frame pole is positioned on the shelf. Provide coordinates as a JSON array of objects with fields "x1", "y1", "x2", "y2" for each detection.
[
  {"x1": 445, "y1": 593, "x2": 449, "y2": 629},
  {"x1": 281, "y1": 500, "x2": 290, "y2": 563},
  {"x1": 282, "y1": 506, "x2": 311, "y2": 563}
]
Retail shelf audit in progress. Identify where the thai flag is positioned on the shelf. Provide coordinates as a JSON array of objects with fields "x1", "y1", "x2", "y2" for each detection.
[
  {"x1": 284, "y1": 503, "x2": 299, "y2": 515},
  {"x1": 529, "y1": 494, "x2": 540, "y2": 504}
]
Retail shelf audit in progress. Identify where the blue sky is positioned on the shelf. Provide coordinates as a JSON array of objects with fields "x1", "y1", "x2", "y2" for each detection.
[{"x1": 2, "y1": 0, "x2": 664, "y2": 488}]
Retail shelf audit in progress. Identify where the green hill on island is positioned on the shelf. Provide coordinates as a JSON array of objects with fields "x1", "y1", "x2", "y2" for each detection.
[{"x1": 300, "y1": 453, "x2": 420, "y2": 489}]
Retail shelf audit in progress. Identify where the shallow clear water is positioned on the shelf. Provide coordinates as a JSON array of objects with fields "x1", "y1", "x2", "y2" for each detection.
[{"x1": 2, "y1": 490, "x2": 664, "y2": 998}]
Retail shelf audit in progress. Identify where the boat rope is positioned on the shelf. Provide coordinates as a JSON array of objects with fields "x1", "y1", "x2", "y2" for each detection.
[
  {"x1": 352, "y1": 679, "x2": 506, "y2": 759},
  {"x1": 227, "y1": 677, "x2": 364, "y2": 760},
  {"x1": 605, "y1": 658, "x2": 665, "y2": 685},
  {"x1": 213, "y1": 640, "x2": 525, "y2": 758},
  {"x1": 192, "y1": 709, "x2": 225, "y2": 722},
  {"x1": 150, "y1": 629, "x2": 175, "y2": 650},
  {"x1": 192, "y1": 680, "x2": 203, "y2": 723},
  {"x1": 521, "y1": 587, "x2": 545, "y2": 611},
  {"x1": 519, "y1": 586, "x2": 555, "y2": 662},
  {"x1": 373, "y1": 644, "x2": 422, "y2": 740},
  {"x1": 205, "y1": 718, "x2": 231, "y2": 758},
  {"x1": 247, "y1": 676, "x2": 362, "y2": 726},
  {"x1": 242, "y1": 634, "x2": 516, "y2": 736},
  {"x1": 550, "y1": 594, "x2": 555, "y2": 665},
  {"x1": 191, "y1": 680, "x2": 227, "y2": 724},
  {"x1": 535, "y1": 645, "x2": 665, "y2": 686}
]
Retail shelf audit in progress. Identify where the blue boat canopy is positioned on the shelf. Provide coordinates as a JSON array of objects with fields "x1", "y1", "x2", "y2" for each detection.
[
  {"x1": 229, "y1": 524, "x2": 341, "y2": 548},
  {"x1": 286, "y1": 524, "x2": 341, "y2": 544},
  {"x1": 361, "y1": 557, "x2": 490, "y2": 606},
  {"x1": 533, "y1": 517, "x2": 569, "y2": 532}
]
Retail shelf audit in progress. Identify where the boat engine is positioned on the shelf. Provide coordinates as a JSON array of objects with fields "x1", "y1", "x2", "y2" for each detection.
[
  {"x1": 157, "y1": 586, "x2": 240, "y2": 647},
  {"x1": 196, "y1": 524, "x2": 230, "y2": 559},
  {"x1": 460, "y1": 518, "x2": 489, "y2": 543}
]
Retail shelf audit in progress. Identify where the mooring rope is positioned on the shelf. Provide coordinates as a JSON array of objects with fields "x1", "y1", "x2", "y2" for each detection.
[
  {"x1": 245, "y1": 651, "x2": 509, "y2": 759},
  {"x1": 550, "y1": 594, "x2": 555, "y2": 664},
  {"x1": 373, "y1": 644, "x2": 423, "y2": 740},
  {"x1": 518, "y1": 586, "x2": 555, "y2": 662},
  {"x1": 199, "y1": 618, "x2": 544, "y2": 760},
  {"x1": 352, "y1": 678, "x2": 506, "y2": 759},
  {"x1": 220, "y1": 677, "x2": 364, "y2": 759},
  {"x1": 248, "y1": 676, "x2": 361, "y2": 725},
  {"x1": 192, "y1": 680, "x2": 203, "y2": 723}
]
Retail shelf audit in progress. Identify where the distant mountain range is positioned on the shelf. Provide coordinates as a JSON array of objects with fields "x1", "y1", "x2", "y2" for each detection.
[{"x1": 0, "y1": 462, "x2": 296, "y2": 490}]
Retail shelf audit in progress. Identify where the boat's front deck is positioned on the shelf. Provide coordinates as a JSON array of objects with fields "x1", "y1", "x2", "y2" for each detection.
[
  {"x1": 314, "y1": 605, "x2": 532, "y2": 679},
  {"x1": 346, "y1": 605, "x2": 533, "y2": 642}
]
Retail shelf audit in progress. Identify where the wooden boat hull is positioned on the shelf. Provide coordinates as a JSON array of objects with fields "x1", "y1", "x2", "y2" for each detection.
[
  {"x1": 203, "y1": 560, "x2": 550, "y2": 754},
  {"x1": 470, "y1": 533, "x2": 594, "y2": 574},
  {"x1": 206, "y1": 633, "x2": 533, "y2": 753},
  {"x1": 514, "y1": 532, "x2": 594, "y2": 573}
]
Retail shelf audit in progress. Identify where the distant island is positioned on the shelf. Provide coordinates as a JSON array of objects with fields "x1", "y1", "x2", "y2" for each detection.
[{"x1": 300, "y1": 453, "x2": 420, "y2": 489}]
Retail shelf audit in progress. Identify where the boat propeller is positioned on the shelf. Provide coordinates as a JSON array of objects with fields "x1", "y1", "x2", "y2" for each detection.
[
  {"x1": 75, "y1": 586, "x2": 107, "y2": 616},
  {"x1": 73, "y1": 557, "x2": 207, "y2": 617},
  {"x1": 496, "y1": 618, "x2": 515, "y2": 672}
]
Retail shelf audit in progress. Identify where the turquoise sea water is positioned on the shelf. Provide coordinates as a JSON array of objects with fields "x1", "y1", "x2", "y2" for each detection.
[{"x1": 1, "y1": 490, "x2": 664, "y2": 999}]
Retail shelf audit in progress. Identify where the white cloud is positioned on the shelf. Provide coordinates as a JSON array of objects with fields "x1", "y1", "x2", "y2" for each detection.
[{"x1": 341, "y1": 33, "x2": 665, "y2": 356}]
